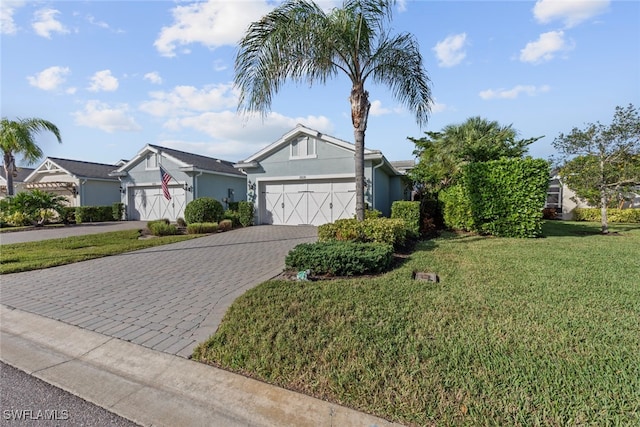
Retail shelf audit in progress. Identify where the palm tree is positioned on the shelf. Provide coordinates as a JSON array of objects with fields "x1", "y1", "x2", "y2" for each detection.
[
  {"x1": 235, "y1": 0, "x2": 432, "y2": 220},
  {"x1": 1, "y1": 117, "x2": 62, "y2": 196}
]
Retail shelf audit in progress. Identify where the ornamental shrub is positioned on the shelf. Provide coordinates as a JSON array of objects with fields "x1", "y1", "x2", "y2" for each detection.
[
  {"x1": 112, "y1": 203, "x2": 124, "y2": 221},
  {"x1": 317, "y1": 217, "x2": 408, "y2": 248},
  {"x1": 75, "y1": 206, "x2": 114, "y2": 223},
  {"x1": 186, "y1": 222, "x2": 218, "y2": 234},
  {"x1": 148, "y1": 222, "x2": 180, "y2": 236},
  {"x1": 438, "y1": 184, "x2": 475, "y2": 232},
  {"x1": 238, "y1": 201, "x2": 255, "y2": 227},
  {"x1": 391, "y1": 201, "x2": 420, "y2": 237},
  {"x1": 573, "y1": 208, "x2": 640, "y2": 223},
  {"x1": 285, "y1": 241, "x2": 394, "y2": 276},
  {"x1": 218, "y1": 219, "x2": 233, "y2": 231},
  {"x1": 223, "y1": 209, "x2": 241, "y2": 228},
  {"x1": 184, "y1": 197, "x2": 224, "y2": 224}
]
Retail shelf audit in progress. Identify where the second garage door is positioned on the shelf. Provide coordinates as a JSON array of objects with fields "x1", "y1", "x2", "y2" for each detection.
[
  {"x1": 128, "y1": 186, "x2": 187, "y2": 221},
  {"x1": 261, "y1": 180, "x2": 356, "y2": 225}
]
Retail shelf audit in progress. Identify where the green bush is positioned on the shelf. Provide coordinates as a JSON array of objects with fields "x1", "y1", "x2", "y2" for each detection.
[
  {"x1": 176, "y1": 217, "x2": 187, "y2": 227},
  {"x1": 60, "y1": 206, "x2": 76, "y2": 224},
  {"x1": 438, "y1": 184, "x2": 475, "y2": 232},
  {"x1": 184, "y1": 197, "x2": 224, "y2": 224},
  {"x1": 148, "y1": 221, "x2": 180, "y2": 236},
  {"x1": 317, "y1": 217, "x2": 408, "y2": 248},
  {"x1": 186, "y1": 222, "x2": 218, "y2": 234},
  {"x1": 75, "y1": 206, "x2": 114, "y2": 223},
  {"x1": 391, "y1": 201, "x2": 420, "y2": 237},
  {"x1": 364, "y1": 209, "x2": 382, "y2": 219},
  {"x1": 147, "y1": 219, "x2": 170, "y2": 230},
  {"x1": 228, "y1": 201, "x2": 240, "y2": 211},
  {"x1": 419, "y1": 197, "x2": 443, "y2": 237},
  {"x1": 112, "y1": 202, "x2": 124, "y2": 221},
  {"x1": 218, "y1": 219, "x2": 233, "y2": 232},
  {"x1": 285, "y1": 241, "x2": 394, "y2": 276},
  {"x1": 238, "y1": 201, "x2": 255, "y2": 227},
  {"x1": 573, "y1": 208, "x2": 640, "y2": 223},
  {"x1": 223, "y1": 210, "x2": 241, "y2": 228}
]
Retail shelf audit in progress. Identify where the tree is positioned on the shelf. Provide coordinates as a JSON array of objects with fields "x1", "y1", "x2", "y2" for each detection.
[
  {"x1": 408, "y1": 116, "x2": 540, "y2": 194},
  {"x1": 1, "y1": 117, "x2": 62, "y2": 196},
  {"x1": 234, "y1": 0, "x2": 432, "y2": 220},
  {"x1": 553, "y1": 104, "x2": 640, "y2": 234}
]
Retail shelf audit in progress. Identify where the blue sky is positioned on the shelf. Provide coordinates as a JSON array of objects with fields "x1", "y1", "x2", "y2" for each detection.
[{"x1": 2, "y1": 0, "x2": 639, "y2": 167}]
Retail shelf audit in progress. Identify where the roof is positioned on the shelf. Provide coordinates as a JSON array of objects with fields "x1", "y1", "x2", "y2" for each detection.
[
  {"x1": 44, "y1": 157, "x2": 120, "y2": 180},
  {"x1": 390, "y1": 160, "x2": 415, "y2": 174},
  {"x1": 114, "y1": 144, "x2": 244, "y2": 177},
  {"x1": 0, "y1": 166, "x2": 35, "y2": 183}
]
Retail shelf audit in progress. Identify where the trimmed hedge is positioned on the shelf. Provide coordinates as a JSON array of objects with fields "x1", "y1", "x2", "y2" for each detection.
[
  {"x1": 238, "y1": 201, "x2": 255, "y2": 227},
  {"x1": 318, "y1": 217, "x2": 408, "y2": 248},
  {"x1": 187, "y1": 222, "x2": 218, "y2": 234},
  {"x1": 438, "y1": 184, "x2": 475, "y2": 232},
  {"x1": 391, "y1": 201, "x2": 420, "y2": 237},
  {"x1": 573, "y1": 208, "x2": 640, "y2": 223},
  {"x1": 148, "y1": 222, "x2": 180, "y2": 236},
  {"x1": 184, "y1": 197, "x2": 224, "y2": 224},
  {"x1": 112, "y1": 202, "x2": 124, "y2": 221},
  {"x1": 285, "y1": 241, "x2": 394, "y2": 276},
  {"x1": 218, "y1": 219, "x2": 233, "y2": 232},
  {"x1": 75, "y1": 206, "x2": 114, "y2": 223}
]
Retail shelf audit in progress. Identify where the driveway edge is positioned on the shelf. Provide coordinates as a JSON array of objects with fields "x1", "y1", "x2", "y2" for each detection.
[{"x1": 0, "y1": 305, "x2": 403, "y2": 427}]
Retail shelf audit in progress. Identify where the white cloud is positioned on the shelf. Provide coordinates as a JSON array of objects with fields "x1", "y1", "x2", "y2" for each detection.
[
  {"x1": 161, "y1": 111, "x2": 333, "y2": 160},
  {"x1": 26, "y1": 66, "x2": 70, "y2": 91},
  {"x1": 88, "y1": 70, "x2": 119, "y2": 92},
  {"x1": 73, "y1": 100, "x2": 142, "y2": 133},
  {"x1": 432, "y1": 33, "x2": 468, "y2": 67},
  {"x1": 479, "y1": 84, "x2": 551, "y2": 100},
  {"x1": 533, "y1": 0, "x2": 610, "y2": 28},
  {"x1": 144, "y1": 72, "x2": 163, "y2": 85},
  {"x1": 1, "y1": 0, "x2": 25, "y2": 35},
  {"x1": 154, "y1": 0, "x2": 273, "y2": 57},
  {"x1": 32, "y1": 8, "x2": 69, "y2": 38},
  {"x1": 430, "y1": 100, "x2": 447, "y2": 113},
  {"x1": 370, "y1": 100, "x2": 391, "y2": 116},
  {"x1": 397, "y1": 0, "x2": 407, "y2": 12},
  {"x1": 519, "y1": 30, "x2": 572, "y2": 63},
  {"x1": 139, "y1": 83, "x2": 238, "y2": 117}
]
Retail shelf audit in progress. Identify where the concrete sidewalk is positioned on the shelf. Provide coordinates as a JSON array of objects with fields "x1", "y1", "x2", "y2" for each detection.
[{"x1": 1, "y1": 306, "x2": 402, "y2": 427}]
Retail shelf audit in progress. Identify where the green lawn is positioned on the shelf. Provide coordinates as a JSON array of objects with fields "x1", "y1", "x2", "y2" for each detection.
[
  {"x1": 193, "y1": 221, "x2": 640, "y2": 426},
  {"x1": 0, "y1": 230, "x2": 201, "y2": 274}
]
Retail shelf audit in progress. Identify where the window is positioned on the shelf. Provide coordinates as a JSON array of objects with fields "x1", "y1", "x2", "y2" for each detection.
[
  {"x1": 146, "y1": 153, "x2": 158, "y2": 169},
  {"x1": 290, "y1": 136, "x2": 316, "y2": 159}
]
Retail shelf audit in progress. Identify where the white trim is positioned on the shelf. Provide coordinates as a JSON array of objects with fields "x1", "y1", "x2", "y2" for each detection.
[{"x1": 255, "y1": 173, "x2": 355, "y2": 185}]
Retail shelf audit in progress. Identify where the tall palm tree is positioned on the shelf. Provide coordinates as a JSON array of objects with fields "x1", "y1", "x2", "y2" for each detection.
[
  {"x1": 235, "y1": 0, "x2": 432, "y2": 220},
  {"x1": 1, "y1": 117, "x2": 62, "y2": 196}
]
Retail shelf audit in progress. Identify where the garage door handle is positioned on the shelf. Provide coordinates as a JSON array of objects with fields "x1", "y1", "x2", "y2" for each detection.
[
  {"x1": 281, "y1": 202, "x2": 284, "y2": 208},
  {"x1": 330, "y1": 202, "x2": 333, "y2": 209}
]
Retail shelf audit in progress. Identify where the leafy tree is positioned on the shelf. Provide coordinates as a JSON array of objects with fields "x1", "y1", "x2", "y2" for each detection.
[
  {"x1": 408, "y1": 116, "x2": 540, "y2": 194},
  {"x1": 1, "y1": 117, "x2": 62, "y2": 196},
  {"x1": 553, "y1": 103, "x2": 640, "y2": 234},
  {"x1": 234, "y1": 0, "x2": 432, "y2": 220}
]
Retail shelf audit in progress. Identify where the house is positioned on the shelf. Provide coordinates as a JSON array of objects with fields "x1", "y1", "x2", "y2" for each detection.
[
  {"x1": 23, "y1": 157, "x2": 120, "y2": 207},
  {"x1": 0, "y1": 166, "x2": 35, "y2": 197},
  {"x1": 111, "y1": 144, "x2": 246, "y2": 221},
  {"x1": 234, "y1": 124, "x2": 408, "y2": 226}
]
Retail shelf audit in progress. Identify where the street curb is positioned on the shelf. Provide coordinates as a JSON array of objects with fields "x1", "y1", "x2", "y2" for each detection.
[{"x1": 0, "y1": 305, "x2": 403, "y2": 427}]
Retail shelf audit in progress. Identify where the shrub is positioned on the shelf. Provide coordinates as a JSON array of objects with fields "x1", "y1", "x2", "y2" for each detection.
[
  {"x1": 112, "y1": 202, "x2": 124, "y2": 221},
  {"x1": 147, "y1": 219, "x2": 170, "y2": 230},
  {"x1": 4, "y1": 211, "x2": 31, "y2": 226},
  {"x1": 148, "y1": 222, "x2": 180, "y2": 236},
  {"x1": 184, "y1": 197, "x2": 224, "y2": 224},
  {"x1": 186, "y1": 222, "x2": 218, "y2": 234},
  {"x1": 438, "y1": 184, "x2": 475, "y2": 232},
  {"x1": 285, "y1": 241, "x2": 394, "y2": 276},
  {"x1": 218, "y1": 219, "x2": 233, "y2": 232},
  {"x1": 573, "y1": 208, "x2": 640, "y2": 223},
  {"x1": 238, "y1": 201, "x2": 255, "y2": 227},
  {"x1": 391, "y1": 201, "x2": 420, "y2": 238},
  {"x1": 60, "y1": 206, "x2": 76, "y2": 224},
  {"x1": 419, "y1": 197, "x2": 444, "y2": 236},
  {"x1": 75, "y1": 206, "x2": 114, "y2": 223},
  {"x1": 228, "y1": 201, "x2": 240, "y2": 211},
  {"x1": 318, "y1": 217, "x2": 409, "y2": 248},
  {"x1": 223, "y1": 210, "x2": 241, "y2": 228},
  {"x1": 542, "y1": 208, "x2": 558, "y2": 220},
  {"x1": 176, "y1": 217, "x2": 187, "y2": 227},
  {"x1": 364, "y1": 209, "x2": 382, "y2": 219}
]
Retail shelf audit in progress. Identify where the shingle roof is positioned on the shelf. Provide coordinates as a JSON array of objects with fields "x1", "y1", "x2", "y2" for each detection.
[
  {"x1": 0, "y1": 166, "x2": 35, "y2": 182},
  {"x1": 148, "y1": 144, "x2": 244, "y2": 176},
  {"x1": 47, "y1": 157, "x2": 119, "y2": 180}
]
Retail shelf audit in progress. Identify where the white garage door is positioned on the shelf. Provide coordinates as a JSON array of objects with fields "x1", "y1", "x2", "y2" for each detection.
[
  {"x1": 128, "y1": 186, "x2": 187, "y2": 221},
  {"x1": 261, "y1": 180, "x2": 355, "y2": 225}
]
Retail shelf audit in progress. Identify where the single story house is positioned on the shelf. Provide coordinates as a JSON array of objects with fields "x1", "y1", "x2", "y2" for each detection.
[
  {"x1": 0, "y1": 166, "x2": 35, "y2": 197},
  {"x1": 23, "y1": 157, "x2": 121, "y2": 207},
  {"x1": 234, "y1": 124, "x2": 408, "y2": 226},
  {"x1": 111, "y1": 144, "x2": 246, "y2": 221}
]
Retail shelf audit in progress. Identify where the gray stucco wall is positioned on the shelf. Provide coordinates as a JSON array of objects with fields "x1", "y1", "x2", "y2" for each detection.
[
  {"x1": 195, "y1": 173, "x2": 247, "y2": 208},
  {"x1": 81, "y1": 180, "x2": 121, "y2": 206}
]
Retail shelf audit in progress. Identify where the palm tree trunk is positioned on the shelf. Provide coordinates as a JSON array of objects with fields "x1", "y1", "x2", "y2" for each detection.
[
  {"x1": 350, "y1": 84, "x2": 370, "y2": 221},
  {"x1": 3, "y1": 152, "x2": 15, "y2": 197}
]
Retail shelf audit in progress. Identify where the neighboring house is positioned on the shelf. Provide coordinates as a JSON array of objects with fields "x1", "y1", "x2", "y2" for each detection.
[
  {"x1": 111, "y1": 144, "x2": 246, "y2": 221},
  {"x1": 546, "y1": 173, "x2": 640, "y2": 220},
  {"x1": 23, "y1": 157, "x2": 120, "y2": 207},
  {"x1": 0, "y1": 166, "x2": 35, "y2": 197},
  {"x1": 234, "y1": 124, "x2": 407, "y2": 226}
]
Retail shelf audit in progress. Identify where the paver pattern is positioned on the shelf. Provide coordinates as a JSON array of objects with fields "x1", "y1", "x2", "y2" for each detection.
[{"x1": 0, "y1": 225, "x2": 317, "y2": 358}]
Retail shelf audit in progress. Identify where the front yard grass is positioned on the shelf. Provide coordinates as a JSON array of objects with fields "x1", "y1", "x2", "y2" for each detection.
[
  {"x1": 0, "y1": 230, "x2": 200, "y2": 274},
  {"x1": 193, "y1": 221, "x2": 640, "y2": 426}
]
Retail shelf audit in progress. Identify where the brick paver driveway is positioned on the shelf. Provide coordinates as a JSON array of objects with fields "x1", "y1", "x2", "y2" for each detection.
[{"x1": 0, "y1": 226, "x2": 317, "y2": 358}]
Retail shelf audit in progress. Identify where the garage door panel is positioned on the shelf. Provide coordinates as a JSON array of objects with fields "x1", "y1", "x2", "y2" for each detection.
[{"x1": 129, "y1": 187, "x2": 186, "y2": 221}]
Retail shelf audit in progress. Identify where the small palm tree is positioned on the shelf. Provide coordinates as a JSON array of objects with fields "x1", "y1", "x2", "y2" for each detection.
[
  {"x1": 1, "y1": 117, "x2": 62, "y2": 196},
  {"x1": 235, "y1": 0, "x2": 432, "y2": 220}
]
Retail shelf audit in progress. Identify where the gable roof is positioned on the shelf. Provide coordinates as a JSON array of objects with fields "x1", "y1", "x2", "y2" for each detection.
[
  {"x1": 25, "y1": 158, "x2": 119, "y2": 182},
  {"x1": 0, "y1": 166, "x2": 35, "y2": 183},
  {"x1": 235, "y1": 124, "x2": 378, "y2": 167},
  {"x1": 114, "y1": 144, "x2": 244, "y2": 177}
]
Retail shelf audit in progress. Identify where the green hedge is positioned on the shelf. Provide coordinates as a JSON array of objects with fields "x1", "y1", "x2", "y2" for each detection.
[
  {"x1": 573, "y1": 208, "x2": 640, "y2": 223},
  {"x1": 75, "y1": 206, "x2": 115, "y2": 223},
  {"x1": 318, "y1": 217, "x2": 408, "y2": 248},
  {"x1": 184, "y1": 197, "x2": 224, "y2": 224},
  {"x1": 186, "y1": 222, "x2": 218, "y2": 234},
  {"x1": 391, "y1": 201, "x2": 420, "y2": 237},
  {"x1": 285, "y1": 241, "x2": 394, "y2": 276},
  {"x1": 148, "y1": 222, "x2": 180, "y2": 236},
  {"x1": 238, "y1": 201, "x2": 255, "y2": 227},
  {"x1": 438, "y1": 184, "x2": 475, "y2": 232}
]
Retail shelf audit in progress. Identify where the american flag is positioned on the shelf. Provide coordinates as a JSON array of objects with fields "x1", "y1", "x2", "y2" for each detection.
[{"x1": 159, "y1": 165, "x2": 173, "y2": 200}]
